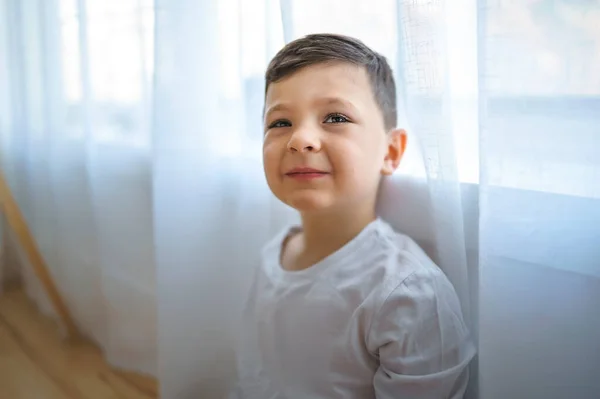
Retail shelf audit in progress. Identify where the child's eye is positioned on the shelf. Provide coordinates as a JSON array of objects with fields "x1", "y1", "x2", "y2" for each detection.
[
  {"x1": 268, "y1": 119, "x2": 291, "y2": 129},
  {"x1": 324, "y1": 113, "x2": 350, "y2": 124}
]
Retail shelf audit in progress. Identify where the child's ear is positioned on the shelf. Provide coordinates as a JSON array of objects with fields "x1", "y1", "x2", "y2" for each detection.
[{"x1": 381, "y1": 128, "x2": 407, "y2": 175}]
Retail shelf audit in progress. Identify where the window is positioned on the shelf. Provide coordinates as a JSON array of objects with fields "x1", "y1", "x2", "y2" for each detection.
[
  {"x1": 483, "y1": 0, "x2": 600, "y2": 199},
  {"x1": 59, "y1": 0, "x2": 154, "y2": 145}
]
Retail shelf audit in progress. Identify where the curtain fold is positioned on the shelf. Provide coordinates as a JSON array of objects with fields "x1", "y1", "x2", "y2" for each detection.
[{"x1": 153, "y1": 0, "x2": 288, "y2": 396}]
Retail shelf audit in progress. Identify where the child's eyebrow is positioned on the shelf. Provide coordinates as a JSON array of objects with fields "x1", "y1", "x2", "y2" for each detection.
[
  {"x1": 264, "y1": 103, "x2": 290, "y2": 120},
  {"x1": 314, "y1": 97, "x2": 359, "y2": 113}
]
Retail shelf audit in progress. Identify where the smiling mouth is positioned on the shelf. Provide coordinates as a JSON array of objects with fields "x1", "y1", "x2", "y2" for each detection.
[{"x1": 285, "y1": 168, "x2": 329, "y2": 180}]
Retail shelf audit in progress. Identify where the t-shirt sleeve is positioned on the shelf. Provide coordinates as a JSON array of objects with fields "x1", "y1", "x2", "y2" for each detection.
[{"x1": 367, "y1": 267, "x2": 476, "y2": 399}]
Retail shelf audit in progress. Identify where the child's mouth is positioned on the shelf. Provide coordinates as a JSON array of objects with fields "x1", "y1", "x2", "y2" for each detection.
[{"x1": 285, "y1": 167, "x2": 329, "y2": 180}]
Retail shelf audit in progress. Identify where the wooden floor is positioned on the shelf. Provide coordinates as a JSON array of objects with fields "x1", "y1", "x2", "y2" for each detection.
[{"x1": 0, "y1": 286, "x2": 158, "y2": 399}]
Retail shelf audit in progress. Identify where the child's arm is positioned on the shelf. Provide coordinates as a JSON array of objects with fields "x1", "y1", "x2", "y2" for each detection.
[{"x1": 368, "y1": 268, "x2": 476, "y2": 399}]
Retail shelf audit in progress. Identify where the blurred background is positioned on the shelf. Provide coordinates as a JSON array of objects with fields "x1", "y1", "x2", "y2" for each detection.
[{"x1": 0, "y1": 0, "x2": 599, "y2": 398}]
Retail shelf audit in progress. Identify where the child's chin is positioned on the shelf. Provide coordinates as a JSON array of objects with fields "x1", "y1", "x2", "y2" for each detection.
[{"x1": 286, "y1": 194, "x2": 333, "y2": 213}]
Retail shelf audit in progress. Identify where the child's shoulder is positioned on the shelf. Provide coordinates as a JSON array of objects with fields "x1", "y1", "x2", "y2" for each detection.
[
  {"x1": 259, "y1": 218, "x2": 450, "y2": 297},
  {"x1": 358, "y1": 219, "x2": 453, "y2": 302}
]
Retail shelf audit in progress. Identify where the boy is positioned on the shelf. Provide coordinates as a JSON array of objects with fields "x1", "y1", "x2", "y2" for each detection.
[{"x1": 231, "y1": 34, "x2": 475, "y2": 398}]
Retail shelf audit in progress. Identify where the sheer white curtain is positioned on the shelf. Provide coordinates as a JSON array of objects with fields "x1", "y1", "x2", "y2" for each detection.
[
  {"x1": 0, "y1": 0, "x2": 156, "y2": 375},
  {"x1": 2, "y1": 0, "x2": 600, "y2": 398},
  {"x1": 153, "y1": 1, "x2": 293, "y2": 395}
]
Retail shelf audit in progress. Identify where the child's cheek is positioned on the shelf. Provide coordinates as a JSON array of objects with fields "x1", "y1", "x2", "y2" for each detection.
[
  {"x1": 262, "y1": 142, "x2": 283, "y2": 180},
  {"x1": 331, "y1": 143, "x2": 380, "y2": 192}
]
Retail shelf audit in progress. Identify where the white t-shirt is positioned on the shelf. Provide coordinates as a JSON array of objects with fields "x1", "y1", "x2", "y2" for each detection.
[{"x1": 231, "y1": 218, "x2": 475, "y2": 399}]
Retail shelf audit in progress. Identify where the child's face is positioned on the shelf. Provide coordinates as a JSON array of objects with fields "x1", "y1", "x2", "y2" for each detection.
[{"x1": 263, "y1": 62, "x2": 404, "y2": 213}]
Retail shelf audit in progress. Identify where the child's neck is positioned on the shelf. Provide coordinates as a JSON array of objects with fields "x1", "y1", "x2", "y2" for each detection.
[{"x1": 290, "y1": 205, "x2": 377, "y2": 270}]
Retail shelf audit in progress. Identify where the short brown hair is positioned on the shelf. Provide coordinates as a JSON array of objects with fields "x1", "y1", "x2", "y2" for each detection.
[{"x1": 265, "y1": 33, "x2": 397, "y2": 130}]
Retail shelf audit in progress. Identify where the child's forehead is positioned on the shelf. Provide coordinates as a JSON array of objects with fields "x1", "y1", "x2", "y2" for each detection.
[{"x1": 265, "y1": 63, "x2": 374, "y2": 108}]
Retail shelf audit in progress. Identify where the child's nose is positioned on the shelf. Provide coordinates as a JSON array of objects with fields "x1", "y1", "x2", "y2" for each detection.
[{"x1": 287, "y1": 128, "x2": 321, "y2": 153}]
